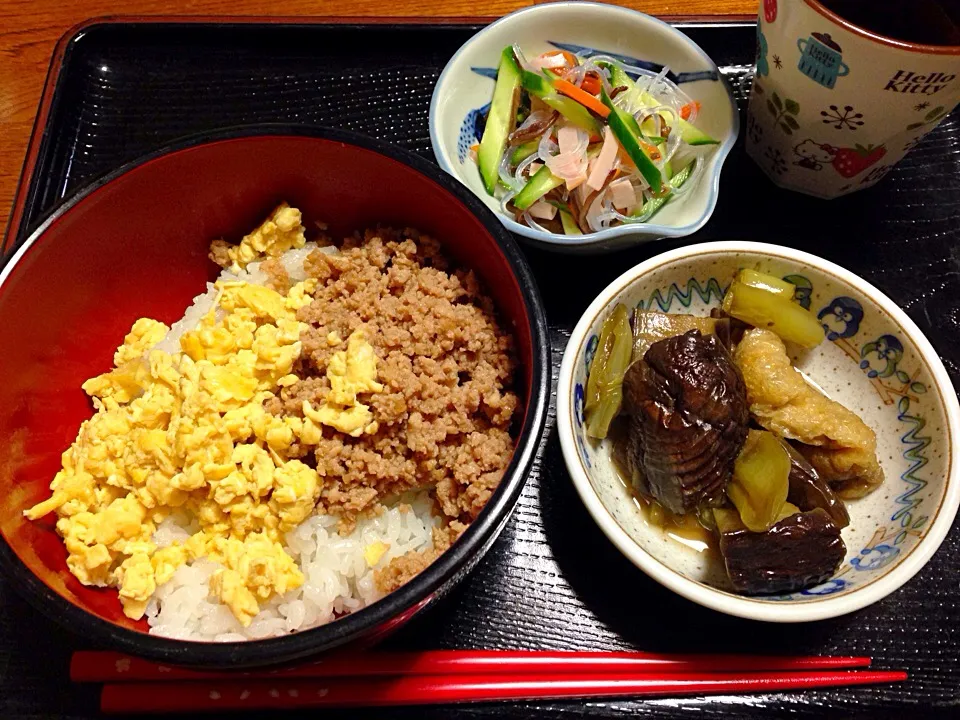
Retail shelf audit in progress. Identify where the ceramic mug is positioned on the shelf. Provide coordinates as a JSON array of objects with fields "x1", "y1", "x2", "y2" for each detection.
[{"x1": 746, "y1": 0, "x2": 960, "y2": 199}]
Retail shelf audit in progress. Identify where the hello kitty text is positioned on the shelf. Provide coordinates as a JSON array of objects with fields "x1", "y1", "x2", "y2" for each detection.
[{"x1": 884, "y1": 70, "x2": 955, "y2": 96}]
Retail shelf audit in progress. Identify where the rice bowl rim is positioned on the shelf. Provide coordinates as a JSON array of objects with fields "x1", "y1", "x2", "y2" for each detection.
[{"x1": 0, "y1": 124, "x2": 551, "y2": 667}]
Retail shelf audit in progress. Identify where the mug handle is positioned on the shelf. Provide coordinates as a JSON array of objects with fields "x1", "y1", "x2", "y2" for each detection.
[
  {"x1": 837, "y1": 62, "x2": 850, "y2": 77},
  {"x1": 797, "y1": 38, "x2": 808, "y2": 53}
]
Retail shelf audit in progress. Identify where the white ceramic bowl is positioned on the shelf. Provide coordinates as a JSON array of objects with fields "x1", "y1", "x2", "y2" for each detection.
[
  {"x1": 557, "y1": 241, "x2": 960, "y2": 622},
  {"x1": 429, "y1": 3, "x2": 739, "y2": 253}
]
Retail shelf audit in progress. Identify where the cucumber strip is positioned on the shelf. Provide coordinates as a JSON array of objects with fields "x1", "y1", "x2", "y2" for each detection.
[
  {"x1": 600, "y1": 87, "x2": 662, "y2": 193},
  {"x1": 513, "y1": 165, "x2": 564, "y2": 211},
  {"x1": 478, "y1": 48, "x2": 522, "y2": 195},
  {"x1": 606, "y1": 64, "x2": 719, "y2": 146},
  {"x1": 630, "y1": 159, "x2": 696, "y2": 219},
  {"x1": 559, "y1": 208, "x2": 582, "y2": 235},
  {"x1": 669, "y1": 160, "x2": 694, "y2": 188},
  {"x1": 520, "y1": 69, "x2": 553, "y2": 96},
  {"x1": 510, "y1": 140, "x2": 540, "y2": 165},
  {"x1": 541, "y1": 94, "x2": 601, "y2": 134},
  {"x1": 521, "y1": 71, "x2": 600, "y2": 134}
]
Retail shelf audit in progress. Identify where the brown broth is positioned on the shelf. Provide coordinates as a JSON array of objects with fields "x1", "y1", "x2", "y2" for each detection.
[{"x1": 818, "y1": 0, "x2": 960, "y2": 46}]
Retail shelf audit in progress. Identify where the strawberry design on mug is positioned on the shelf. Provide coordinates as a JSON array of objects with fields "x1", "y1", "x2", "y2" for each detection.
[
  {"x1": 764, "y1": 0, "x2": 778, "y2": 24},
  {"x1": 830, "y1": 143, "x2": 887, "y2": 178}
]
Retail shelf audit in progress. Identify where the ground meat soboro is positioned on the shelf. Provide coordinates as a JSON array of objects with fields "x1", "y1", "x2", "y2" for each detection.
[{"x1": 264, "y1": 228, "x2": 518, "y2": 592}]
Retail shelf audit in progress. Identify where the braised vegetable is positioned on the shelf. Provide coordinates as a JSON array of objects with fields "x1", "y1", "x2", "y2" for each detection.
[
  {"x1": 622, "y1": 330, "x2": 749, "y2": 514},
  {"x1": 584, "y1": 303, "x2": 633, "y2": 439},
  {"x1": 717, "y1": 508, "x2": 846, "y2": 595},
  {"x1": 727, "y1": 430, "x2": 791, "y2": 532},
  {"x1": 734, "y1": 328, "x2": 884, "y2": 496},
  {"x1": 722, "y1": 280, "x2": 825, "y2": 349},
  {"x1": 782, "y1": 440, "x2": 851, "y2": 528},
  {"x1": 735, "y1": 269, "x2": 795, "y2": 298},
  {"x1": 713, "y1": 502, "x2": 800, "y2": 534},
  {"x1": 632, "y1": 310, "x2": 718, "y2": 360},
  {"x1": 478, "y1": 47, "x2": 522, "y2": 195}
]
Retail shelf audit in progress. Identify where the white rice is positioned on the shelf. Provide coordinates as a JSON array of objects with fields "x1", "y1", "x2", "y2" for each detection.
[
  {"x1": 141, "y1": 242, "x2": 442, "y2": 641},
  {"x1": 146, "y1": 493, "x2": 439, "y2": 641}
]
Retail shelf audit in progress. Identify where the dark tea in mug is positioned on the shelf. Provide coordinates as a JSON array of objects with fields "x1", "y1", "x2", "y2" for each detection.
[{"x1": 818, "y1": 0, "x2": 960, "y2": 46}]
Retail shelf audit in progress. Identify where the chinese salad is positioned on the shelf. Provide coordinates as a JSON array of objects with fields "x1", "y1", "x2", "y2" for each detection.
[{"x1": 475, "y1": 45, "x2": 720, "y2": 235}]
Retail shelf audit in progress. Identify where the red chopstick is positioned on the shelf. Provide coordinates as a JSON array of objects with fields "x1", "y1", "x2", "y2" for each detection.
[
  {"x1": 99, "y1": 670, "x2": 908, "y2": 713},
  {"x1": 70, "y1": 649, "x2": 872, "y2": 683}
]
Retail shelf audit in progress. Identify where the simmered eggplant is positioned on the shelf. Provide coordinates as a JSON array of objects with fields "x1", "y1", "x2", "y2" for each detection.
[
  {"x1": 622, "y1": 330, "x2": 749, "y2": 515},
  {"x1": 717, "y1": 508, "x2": 846, "y2": 595},
  {"x1": 782, "y1": 440, "x2": 850, "y2": 528}
]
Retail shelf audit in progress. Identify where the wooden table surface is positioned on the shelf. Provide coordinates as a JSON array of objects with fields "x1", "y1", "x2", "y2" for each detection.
[{"x1": 0, "y1": 0, "x2": 756, "y2": 242}]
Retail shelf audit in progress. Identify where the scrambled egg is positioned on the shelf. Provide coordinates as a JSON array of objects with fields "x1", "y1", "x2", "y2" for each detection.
[
  {"x1": 25, "y1": 216, "x2": 384, "y2": 626},
  {"x1": 303, "y1": 329, "x2": 383, "y2": 437},
  {"x1": 224, "y1": 203, "x2": 306, "y2": 270}
]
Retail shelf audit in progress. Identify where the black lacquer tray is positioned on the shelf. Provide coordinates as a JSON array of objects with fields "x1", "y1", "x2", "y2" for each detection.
[{"x1": 3, "y1": 19, "x2": 959, "y2": 719}]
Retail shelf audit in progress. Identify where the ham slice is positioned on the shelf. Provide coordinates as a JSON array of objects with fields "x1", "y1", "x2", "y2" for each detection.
[
  {"x1": 608, "y1": 177, "x2": 637, "y2": 212},
  {"x1": 545, "y1": 126, "x2": 588, "y2": 191},
  {"x1": 584, "y1": 190, "x2": 606, "y2": 232},
  {"x1": 587, "y1": 127, "x2": 618, "y2": 191},
  {"x1": 557, "y1": 126, "x2": 580, "y2": 154},
  {"x1": 529, "y1": 53, "x2": 569, "y2": 71},
  {"x1": 527, "y1": 200, "x2": 558, "y2": 220}
]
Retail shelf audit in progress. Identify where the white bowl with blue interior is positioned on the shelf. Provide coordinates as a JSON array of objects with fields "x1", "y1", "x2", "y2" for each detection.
[{"x1": 429, "y1": 2, "x2": 739, "y2": 253}]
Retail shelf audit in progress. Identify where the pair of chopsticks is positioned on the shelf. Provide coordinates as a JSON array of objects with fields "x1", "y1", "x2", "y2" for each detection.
[{"x1": 72, "y1": 650, "x2": 907, "y2": 713}]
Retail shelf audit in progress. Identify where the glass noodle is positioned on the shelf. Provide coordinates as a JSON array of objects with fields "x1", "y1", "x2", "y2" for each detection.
[{"x1": 481, "y1": 47, "x2": 717, "y2": 235}]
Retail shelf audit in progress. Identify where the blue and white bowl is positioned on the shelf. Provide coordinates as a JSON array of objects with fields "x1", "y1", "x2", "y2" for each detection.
[
  {"x1": 429, "y1": 3, "x2": 739, "y2": 253},
  {"x1": 557, "y1": 241, "x2": 960, "y2": 622}
]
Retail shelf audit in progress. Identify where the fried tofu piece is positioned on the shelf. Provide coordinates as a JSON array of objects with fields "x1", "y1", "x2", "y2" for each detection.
[{"x1": 733, "y1": 328, "x2": 883, "y2": 499}]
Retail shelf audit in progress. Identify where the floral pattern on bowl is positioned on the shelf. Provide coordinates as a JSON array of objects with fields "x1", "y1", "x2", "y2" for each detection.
[
  {"x1": 558, "y1": 241, "x2": 960, "y2": 621},
  {"x1": 429, "y1": 2, "x2": 739, "y2": 253}
]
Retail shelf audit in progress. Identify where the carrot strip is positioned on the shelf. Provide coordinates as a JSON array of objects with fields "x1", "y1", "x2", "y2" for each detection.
[
  {"x1": 580, "y1": 73, "x2": 601, "y2": 95},
  {"x1": 680, "y1": 101, "x2": 701, "y2": 121},
  {"x1": 552, "y1": 78, "x2": 610, "y2": 118}
]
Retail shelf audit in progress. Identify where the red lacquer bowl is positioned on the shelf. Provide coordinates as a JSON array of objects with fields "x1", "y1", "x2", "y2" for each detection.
[{"x1": 0, "y1": 126, "x2": 550, "y2": 667}]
